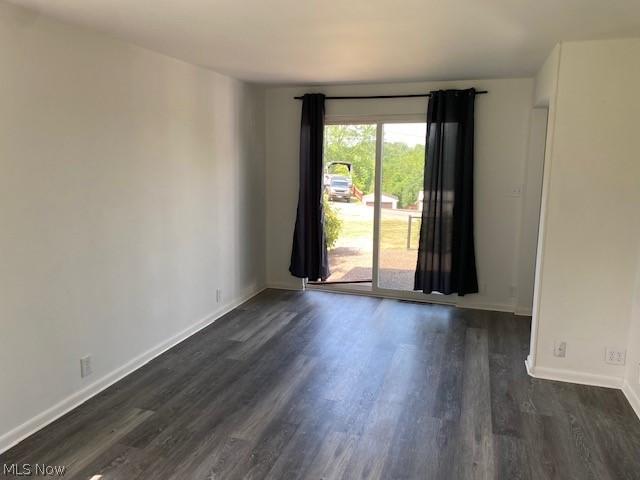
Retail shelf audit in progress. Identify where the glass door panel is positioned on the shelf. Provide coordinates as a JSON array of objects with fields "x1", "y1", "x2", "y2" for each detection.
[
  {"x1": 377, "y1": 122, "x2": 427, "y2": 291},
  {"x1": 321, "y1": 123, "x2": 376, "y2": 285}
]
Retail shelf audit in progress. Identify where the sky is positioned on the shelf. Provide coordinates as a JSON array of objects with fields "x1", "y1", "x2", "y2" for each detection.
[{"x1": 383, "y1": 123, "x2": 426, "y2": 147}]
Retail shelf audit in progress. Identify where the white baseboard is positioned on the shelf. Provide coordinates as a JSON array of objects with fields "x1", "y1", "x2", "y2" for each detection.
[
  {"x1": 457, "y1": 301, "x2": 516, "y2": 314},
  {"x1": 524, "y1": 355, "x2": 535, "y2": 376},
  {"x1": 266, "y1": 282, "x2": 304, "y2": 291},
  {"x1": 526, "y1": 359, "x2": 640, "y2": 422},
  {"x1": 525, "y1": 360, "x2": 624, "y2": 389},
  {"x1": 515, "y1": 306, "x2": 533, "y2": 316},
  {"x1": 623, "y1": 380, "x2": 640, "y2": 420},
  {"x1": 0, "y1": 286, "x2": 266, "y2": 455}
]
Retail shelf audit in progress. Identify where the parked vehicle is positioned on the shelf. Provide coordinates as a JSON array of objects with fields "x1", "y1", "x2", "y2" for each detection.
[
  {"x1": 324, "y1": 161, "x2": 353, "y2": 202},
  {"x1": 327, "y1": 175, "x2": 352, "y2": 202}
]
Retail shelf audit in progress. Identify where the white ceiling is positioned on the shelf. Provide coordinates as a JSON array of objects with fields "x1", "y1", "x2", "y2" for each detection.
[{"x1": 11, "y1": 0, "x2": 640, "y2": 84}]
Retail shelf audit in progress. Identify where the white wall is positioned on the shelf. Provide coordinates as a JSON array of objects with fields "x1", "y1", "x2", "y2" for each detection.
[
  {"x1": 265, "y1": 78, "x2": 536, "y2": 312},
  {"x1": 515, "y1": 108, "x2": 547, "y2": 315},
  {"x1": 533, "y1": 45, "x2": 561, "y2": 108},
  {"x1": 0, "y1": 2, "x2": 265, "y2": 451},
  {"x1": 625, "y1": 248, "x2": 640, "y2": 416},
  {"x1": 528, "y1": 39, "x2": 640, "y2": 388},
  {"x1": 528, "y1": 45, "x2": 561, "y2": 366}
]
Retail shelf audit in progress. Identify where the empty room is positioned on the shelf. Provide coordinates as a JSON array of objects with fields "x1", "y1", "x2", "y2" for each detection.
[{"x1": 1, "y1": 0, "x2": 640, "y2": 478}]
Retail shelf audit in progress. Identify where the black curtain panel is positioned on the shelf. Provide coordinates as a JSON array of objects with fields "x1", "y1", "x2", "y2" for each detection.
[
  {"x1": 414, "y1": 89, "x2": 478, "y2": 296},
  {"x1": 289, "y1": 93, "x2": 330, "y2": 281}
]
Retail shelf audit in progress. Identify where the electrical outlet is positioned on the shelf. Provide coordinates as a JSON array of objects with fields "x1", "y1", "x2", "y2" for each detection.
[
  {"x1": 80, "y1": 356, "x2": 92, "y2": 378},
  {"x1": 216, "y1": 289, "x2": 222, "y2": 303},
  {"x1": 554, "y1": 341, "x2": 566, "y2": 358},
  {"x1": 605, "y1": 348, "x2": 626, "y2": 365},
  {"x1": 509, "y1": 185, "x2": 523, "y2": 197},
  {"x1": 509, "y1": 285, "x2": 517, "y2": 298}
]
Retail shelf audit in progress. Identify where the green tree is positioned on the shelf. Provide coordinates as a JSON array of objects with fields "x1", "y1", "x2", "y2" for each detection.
[
  {"x1": 381, "y1": 142, "x2": 425, "y2": 208},
  {"x1": 323, "y1": 124, "x2": 425, "y2": 208},
  {"x1": 324, "y1": 124, "x2": 376, "y2": 194},
  {"x1": 326, "y1": 163, "x2": 350, "y2": 176}
]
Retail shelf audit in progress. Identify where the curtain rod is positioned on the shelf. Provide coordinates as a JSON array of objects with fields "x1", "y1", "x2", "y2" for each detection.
[{"x1": 293, "y1": 91, "x2": 488, "y2": 100}]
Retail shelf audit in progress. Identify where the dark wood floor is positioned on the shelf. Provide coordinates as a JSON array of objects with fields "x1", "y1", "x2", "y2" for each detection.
[{"x1": 3, "y1": 289, "x2": 640, "y2": 479}]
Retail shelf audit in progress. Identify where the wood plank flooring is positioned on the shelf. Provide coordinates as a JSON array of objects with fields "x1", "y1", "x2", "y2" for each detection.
[{"x1": 2, "y1": 289, "x2": 640, "y2": 479}]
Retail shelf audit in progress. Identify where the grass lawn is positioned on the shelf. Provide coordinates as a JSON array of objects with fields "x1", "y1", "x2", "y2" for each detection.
[{"x1": 338, "y1": 214, "x2": 421, "y2": 250}]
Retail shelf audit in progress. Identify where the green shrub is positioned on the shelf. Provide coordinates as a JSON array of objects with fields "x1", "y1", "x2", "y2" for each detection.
[{"x1": 323, "y1": 197, "x2": 342, "y2": 249}]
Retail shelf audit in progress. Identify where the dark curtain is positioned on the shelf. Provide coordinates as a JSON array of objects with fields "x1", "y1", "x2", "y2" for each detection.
[
  {"x1": 414, "y1": 89, "x2": 478, "y2": 296},
  {"x1": 289, "y1": 94, "x2": 330, "y2": 281}
]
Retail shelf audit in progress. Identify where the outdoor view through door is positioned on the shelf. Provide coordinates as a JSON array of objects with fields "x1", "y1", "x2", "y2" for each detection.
[
  {"x1": 378, "y1": 123, "x2": 427, "y2": 290},
  {"x1": 320, "y1": 121, "x2": 426, "y2": 291},
  {"x1": 322, "y1": 124, "x2": 375, "y2": 283}
]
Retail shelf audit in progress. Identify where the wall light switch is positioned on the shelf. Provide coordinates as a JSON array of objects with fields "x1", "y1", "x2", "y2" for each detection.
[{"x1": 80, "y1": 356, "x2": 92, "y2": 378}]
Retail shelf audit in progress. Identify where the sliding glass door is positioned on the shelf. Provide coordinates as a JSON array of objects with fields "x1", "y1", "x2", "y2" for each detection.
[
  {"x1": 312, "y1": 116, "x2": 429, "y2": 299},
  {"x1": 377, "y1": 122, "x2": 427, "y2": 291}
]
